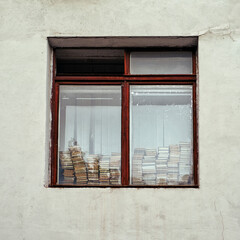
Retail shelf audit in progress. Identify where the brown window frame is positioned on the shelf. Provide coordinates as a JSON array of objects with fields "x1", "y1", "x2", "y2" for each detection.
[{"x1": 50, "y1": 48, "x2": 198, "y2": 188}]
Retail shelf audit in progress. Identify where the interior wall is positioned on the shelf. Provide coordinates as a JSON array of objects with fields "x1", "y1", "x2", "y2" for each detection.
[{"x1": 0, "y1": 1, "x2": 240, "y2": 239}]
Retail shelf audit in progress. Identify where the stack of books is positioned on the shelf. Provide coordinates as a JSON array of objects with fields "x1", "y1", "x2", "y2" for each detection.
[
  {"x1": 179, "y1": 142, "x2": 192, "y2": 184},
  {"x1": 129, "y1": 142, "x2": 193, "y2": 186},
  {"x1": 132, "y1": 148, "x2": 145, "y2": 185},
  {"x1": 167, "y1": 144, "x2": 180, "y2": 184},
  {"x1": 59, "y1": 151, "x2": 75, "y2": 183},
  {"x1": 156, "y1": 147, "x2": 169, "y2": 185},
  {"x1": 134, "y1": 148, "x2": 146, "y2": 156},
  {"x1": 69, "y1": 146, "x2": 88, "y2": 185},
  {"x1": 142, "y1": 149, "x2": 156, "y2": 185},
  {"x1": 110, "y1": 153, "x2": 121, "y2": 185},
  {"x1": 87, "y1": 155, "x2": 100, "y2": 184},
  {"x1": 99, "y1": 155, "x2": 110, "y2": 185},
  {"x1": 61, "y1": 140, "x2": 193, "y2": 186},
  {"x1": 145, "y1": 148, "x2": 157, "y2": 157}
]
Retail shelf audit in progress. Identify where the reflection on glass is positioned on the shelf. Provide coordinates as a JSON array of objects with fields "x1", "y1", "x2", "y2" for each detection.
[
  {"x1": 58, "y1": 86, "x2": 121, "y2": 185},
  {"x1": 130, "y1": 85, "x2": 193, "y2": 186},
  {"x1": 130, "y1": 51, "x2": 192, "y2": 74}
]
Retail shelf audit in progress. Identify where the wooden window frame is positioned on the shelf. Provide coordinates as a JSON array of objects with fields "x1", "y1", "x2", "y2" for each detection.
[{"x1": 50, "y1": 48, "x2": 198, "y2": 188}]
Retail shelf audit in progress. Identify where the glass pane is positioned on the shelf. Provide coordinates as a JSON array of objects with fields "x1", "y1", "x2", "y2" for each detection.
[
  {"x1": 130, "y1": 51, "x2": 192, "y2": 74},
  {"x1": 130, "y1": 85, "x2": 193, "y2": 186},
  {"x1": 58, "y1": 86, "x2": 121, "y2": 185},
  {"x1": 56, "y1": 49, "x2": 124, "y2": 75}
]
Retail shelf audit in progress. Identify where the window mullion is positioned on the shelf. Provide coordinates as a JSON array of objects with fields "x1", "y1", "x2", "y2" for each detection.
[
  {"x1": 121, "y1": 81, "x2": 130, "y2": 185},
  {"x1": 192, "y1": 82, "x2": 198, "y2": 185},
  {"x1": 124, "y1": 50, "x2": 130, "y2": 75},
  {"x1": 51, "y1": 82, "x2": 59, "y2": 186}
]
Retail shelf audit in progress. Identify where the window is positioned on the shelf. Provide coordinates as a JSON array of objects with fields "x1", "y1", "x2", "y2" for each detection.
[{"x1": 50, "y1": 47, "x2": 198, "y2": 188}]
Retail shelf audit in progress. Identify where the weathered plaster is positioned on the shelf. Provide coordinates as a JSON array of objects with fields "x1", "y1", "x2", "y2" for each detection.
[{"x1": 0, "y1": 0, "x2": 240, "y2": 239}]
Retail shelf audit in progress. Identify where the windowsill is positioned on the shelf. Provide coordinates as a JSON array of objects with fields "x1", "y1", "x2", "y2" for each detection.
[{"x1": 49, "y1": 184, "x2": 199, "y2": 188}]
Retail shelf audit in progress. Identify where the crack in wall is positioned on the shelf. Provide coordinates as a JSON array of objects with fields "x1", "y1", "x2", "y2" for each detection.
[
  {"x1": 214, "y1": 200, "x2": 225, "y2": 240},
  {"x1": 197, "y1": 23, "x2": 238, "y2": 41},
  {"x1": 220, "y1": 211, "x2": 225, "y2": 240},
  {"x1": 214, "y1": 200, "x2": 217, "y2": 211}
]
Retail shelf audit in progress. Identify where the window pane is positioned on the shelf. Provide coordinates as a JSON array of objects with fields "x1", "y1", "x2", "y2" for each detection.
[
  {"x1": 130, "y1": 85, "x2": 193, "y2": 185},
  {"x1": 130, "y1": 51, "x2": 192, "y2": 74},
  {"x1": 56, "y1": 49, "x2": 124, "y2": 75},
  {"x1": 58, "y1": 86, "x2": 121, "y2": 185}
]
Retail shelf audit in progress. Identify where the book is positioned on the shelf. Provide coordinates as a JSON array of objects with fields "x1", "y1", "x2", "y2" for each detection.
[
  {"x1": 59, "y1": 151, "x2": 75, "y2": 183},
  {"x1": 156, "y1": 146, "x2": 169, "y2": 184},
  {"x1": 142, "y1": 149, "x2": 156, "y2": 185},
  {"x1": 87, "y1": 154, "x2": 100, "y2": 184},
  {"x1": 99, "y1": 155, "x2": 110, "y2": 184},
  {"x1": 110, "y1": 153, "x2": 121, "y2": 185},
  {"x1": 179, "y1": 142, "x2": 192, "y2": 184},
  {"x1": 69, "y1": 145, "x2": 88, "y2": 184}
]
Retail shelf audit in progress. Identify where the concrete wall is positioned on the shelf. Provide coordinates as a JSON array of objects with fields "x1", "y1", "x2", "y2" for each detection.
[{"x1": 0, "y1": 1, "x2": 240, "y2": 239}]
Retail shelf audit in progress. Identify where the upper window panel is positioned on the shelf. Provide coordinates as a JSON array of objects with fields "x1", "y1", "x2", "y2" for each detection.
[
  {"x1": 56, "y1": 49, "x2": 124, "y2": 75},
  {"x1": 130, "y1": 51, "x2": 192, "y2": 74}
]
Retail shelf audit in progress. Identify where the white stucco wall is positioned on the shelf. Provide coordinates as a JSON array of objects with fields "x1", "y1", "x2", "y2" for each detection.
[{"x1": 0, "y1": 1, "x2": 240, "y2": 239}]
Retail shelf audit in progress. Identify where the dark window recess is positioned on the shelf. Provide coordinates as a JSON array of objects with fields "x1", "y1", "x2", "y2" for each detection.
[{"x1": 56, "y1": 49, "x2": 124, "y2": 75}]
